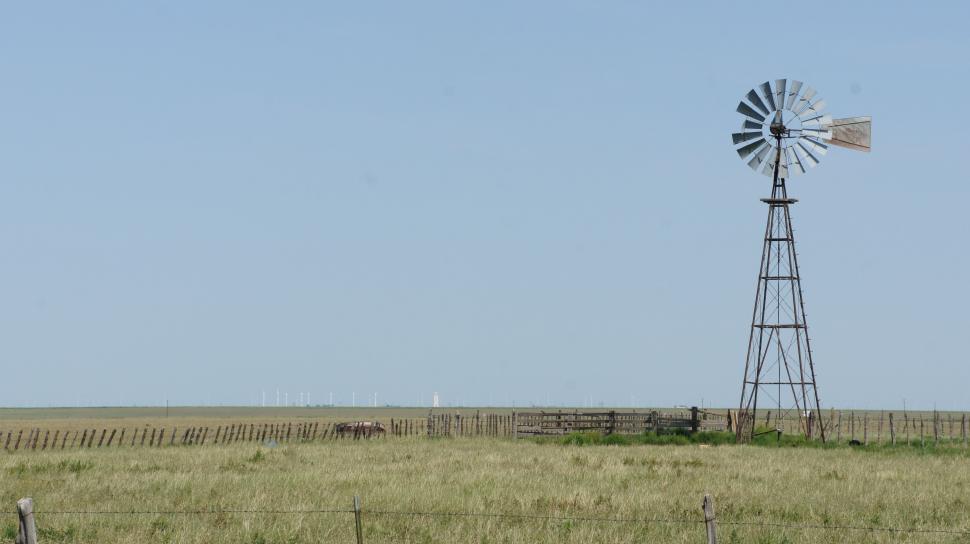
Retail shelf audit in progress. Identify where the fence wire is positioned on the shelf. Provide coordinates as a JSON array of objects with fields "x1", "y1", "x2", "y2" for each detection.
[
  {"x1": 15, "y1": 506, "x2": 970, "y2": 536},
  {"x1": 33, "y1": 508, "x2": 352, "y2": 515},
  {"x1": 717, "y1": 519, "x2": 970, "y2": 536}
]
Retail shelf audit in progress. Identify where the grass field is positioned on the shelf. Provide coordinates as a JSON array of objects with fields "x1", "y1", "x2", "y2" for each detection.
[{"x1": 2, "y1": 408, "x2": 970, "y2": 543}]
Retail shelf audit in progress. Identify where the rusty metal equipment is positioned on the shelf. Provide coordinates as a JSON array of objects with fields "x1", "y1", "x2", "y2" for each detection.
[{"x1": 732, "y1": 80, "x2": 870, "y2": 442}]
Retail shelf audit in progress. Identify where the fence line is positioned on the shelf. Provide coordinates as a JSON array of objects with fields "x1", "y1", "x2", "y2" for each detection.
[
  {"x1": 0, "y1": 408, "x2": 719, "y2": 453},
  {"x1": 11, "y1": 495, "x2": 970, "y2": 544},
  {"x1": 2, "y1": 410, "x2": 968, "y2": 452},
  {"x1": 728, "y1": 409, "x2": 969, "y2": 446}
]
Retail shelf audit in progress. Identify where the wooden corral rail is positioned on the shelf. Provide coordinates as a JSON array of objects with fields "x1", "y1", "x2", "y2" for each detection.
[{"x1": 515, "y1": 408, "x2": 727, "y2": 437}]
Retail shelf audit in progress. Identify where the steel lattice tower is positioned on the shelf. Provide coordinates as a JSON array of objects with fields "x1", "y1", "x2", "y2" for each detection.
[{"x1": 736, "y1": 173, "x2": 823, "y2": 441}]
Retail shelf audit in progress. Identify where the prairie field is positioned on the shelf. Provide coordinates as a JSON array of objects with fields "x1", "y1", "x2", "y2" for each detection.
[{"x1": 2, "y1": 416, "x2": 970, "y2": 544}]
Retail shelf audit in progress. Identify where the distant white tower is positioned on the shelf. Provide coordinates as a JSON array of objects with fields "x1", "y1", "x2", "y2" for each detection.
[
  {"x1": 276, "y1": 389, "x2": 280, "y2": 407},
  {"x1": 352, "y1": 392, "x2": 356, "y2": 407},
  {"x1": 373, "y1": 392, "x2": 378, "y2": 407},
  {"x1": 285, "y1": 392, "x2": 288, "y2": 406},
  {"x1": 261, "y1": 391, "x2": 266, "y2": 407},
  {"x1": 432, "y1": 392, "x2": 440, "y2": 408}
]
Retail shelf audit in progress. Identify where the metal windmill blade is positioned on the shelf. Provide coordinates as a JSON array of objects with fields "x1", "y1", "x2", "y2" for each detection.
[
  {"x1": 732, "y1": 79, "x2": 871, "y2": 177},
  {"x1": 785, "y1": 81, "x2": 803, "y2": 110}
]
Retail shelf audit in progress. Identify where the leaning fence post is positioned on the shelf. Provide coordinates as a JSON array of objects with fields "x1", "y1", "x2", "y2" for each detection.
[
  {"x1": 702, "y1": 494, "x2": 717, "y2": 544},
  {"x1": 16, "y1": 497, "x2": 38, "y2": 544},
  {"x1": 353, "y1": 495, "x2": 363, "y2": 544}
]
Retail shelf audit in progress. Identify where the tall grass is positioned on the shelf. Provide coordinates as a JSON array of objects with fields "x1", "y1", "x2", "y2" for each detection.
[{"x1": 2, "y1": 437, "x2": 969, "y2": 543}]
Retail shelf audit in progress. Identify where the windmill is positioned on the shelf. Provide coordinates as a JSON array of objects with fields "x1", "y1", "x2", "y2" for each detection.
[{"x1": 732, "y1": 79, "x2": 870, "y2": 442}]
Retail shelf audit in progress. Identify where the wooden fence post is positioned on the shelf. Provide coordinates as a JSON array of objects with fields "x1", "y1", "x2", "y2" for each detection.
[
  {"x1": 960, "y1": 414, "x2": 967, "y2": 448},
  {"x1": 863, "y1": 414, "x2": 868, "y2": 446},
  {"x1": 16, "y1": 498, "x2": 38, "y2": 544},
  {"x1": 702, "y1": 494, "x2": 718, "y2": 544},
  {"x1": 512, "y1": 411, "x2": 518, "y2": 439},
  {"x1": 889, "y1": 413, "x2": 896, "y2": 446},
  {"x1": 353, "y1": 495, "x2": 364, "y2": 544}
]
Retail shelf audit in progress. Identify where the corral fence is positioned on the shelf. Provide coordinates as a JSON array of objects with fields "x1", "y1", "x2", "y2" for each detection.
[
  {"x1": 11, "y1": 494, "x2": 970, "y2": 544},
  {"x1": 514, "y1": 408, "x2": 726, "y2": 437}
]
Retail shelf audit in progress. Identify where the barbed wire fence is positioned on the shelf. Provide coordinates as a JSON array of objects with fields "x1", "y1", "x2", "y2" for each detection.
[{"x1": 11, "y1": 494, "x2": 970, "y2": 544}]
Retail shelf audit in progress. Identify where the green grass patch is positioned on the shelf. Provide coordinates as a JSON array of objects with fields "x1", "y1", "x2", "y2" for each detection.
[
  {"x1": 550, "y1": 430, "x2": 736, "y2": 447},
  {"x1": 547, "y1": 429, "x2": 970, "y2": 455}
]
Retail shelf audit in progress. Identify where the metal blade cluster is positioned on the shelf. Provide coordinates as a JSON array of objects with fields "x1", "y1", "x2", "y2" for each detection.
[{"x1": 733, "y1": 79, "x2": 833, "y2": 177}]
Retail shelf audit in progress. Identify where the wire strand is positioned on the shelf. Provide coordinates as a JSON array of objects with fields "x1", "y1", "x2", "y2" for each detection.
[
  {"x1": 17, "y1": 508, "x2": 970, "y2": 536},
  {"x1": 717, "y1": 519, "x2": 970, "y2": 536},
  {"x1": 367, "y1": 509, "x2": 700, "y2": 525},
  {"x1": 35, "y1": 508, "x2": 352, "y2": 515}
]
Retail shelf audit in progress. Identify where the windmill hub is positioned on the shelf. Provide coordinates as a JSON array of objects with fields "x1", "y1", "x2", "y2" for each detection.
[{"x1": 730, "y1": 79, "x2": 871, "y2": 443}]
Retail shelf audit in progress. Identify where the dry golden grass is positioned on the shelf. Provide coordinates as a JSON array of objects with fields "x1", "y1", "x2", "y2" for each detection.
[{"x1": 2, "y1": 436, "x2": 969, "y2": 543}]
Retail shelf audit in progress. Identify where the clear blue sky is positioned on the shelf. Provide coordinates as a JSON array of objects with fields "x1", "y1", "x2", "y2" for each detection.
[{"x1": 2, "y1": 2, "x2": 967, "y2": 410}]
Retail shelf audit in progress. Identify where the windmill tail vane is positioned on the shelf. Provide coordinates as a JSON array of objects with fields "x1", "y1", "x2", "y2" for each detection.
[{"x1": 731, "y1": 79, "x2": 871, "y2": 442}]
